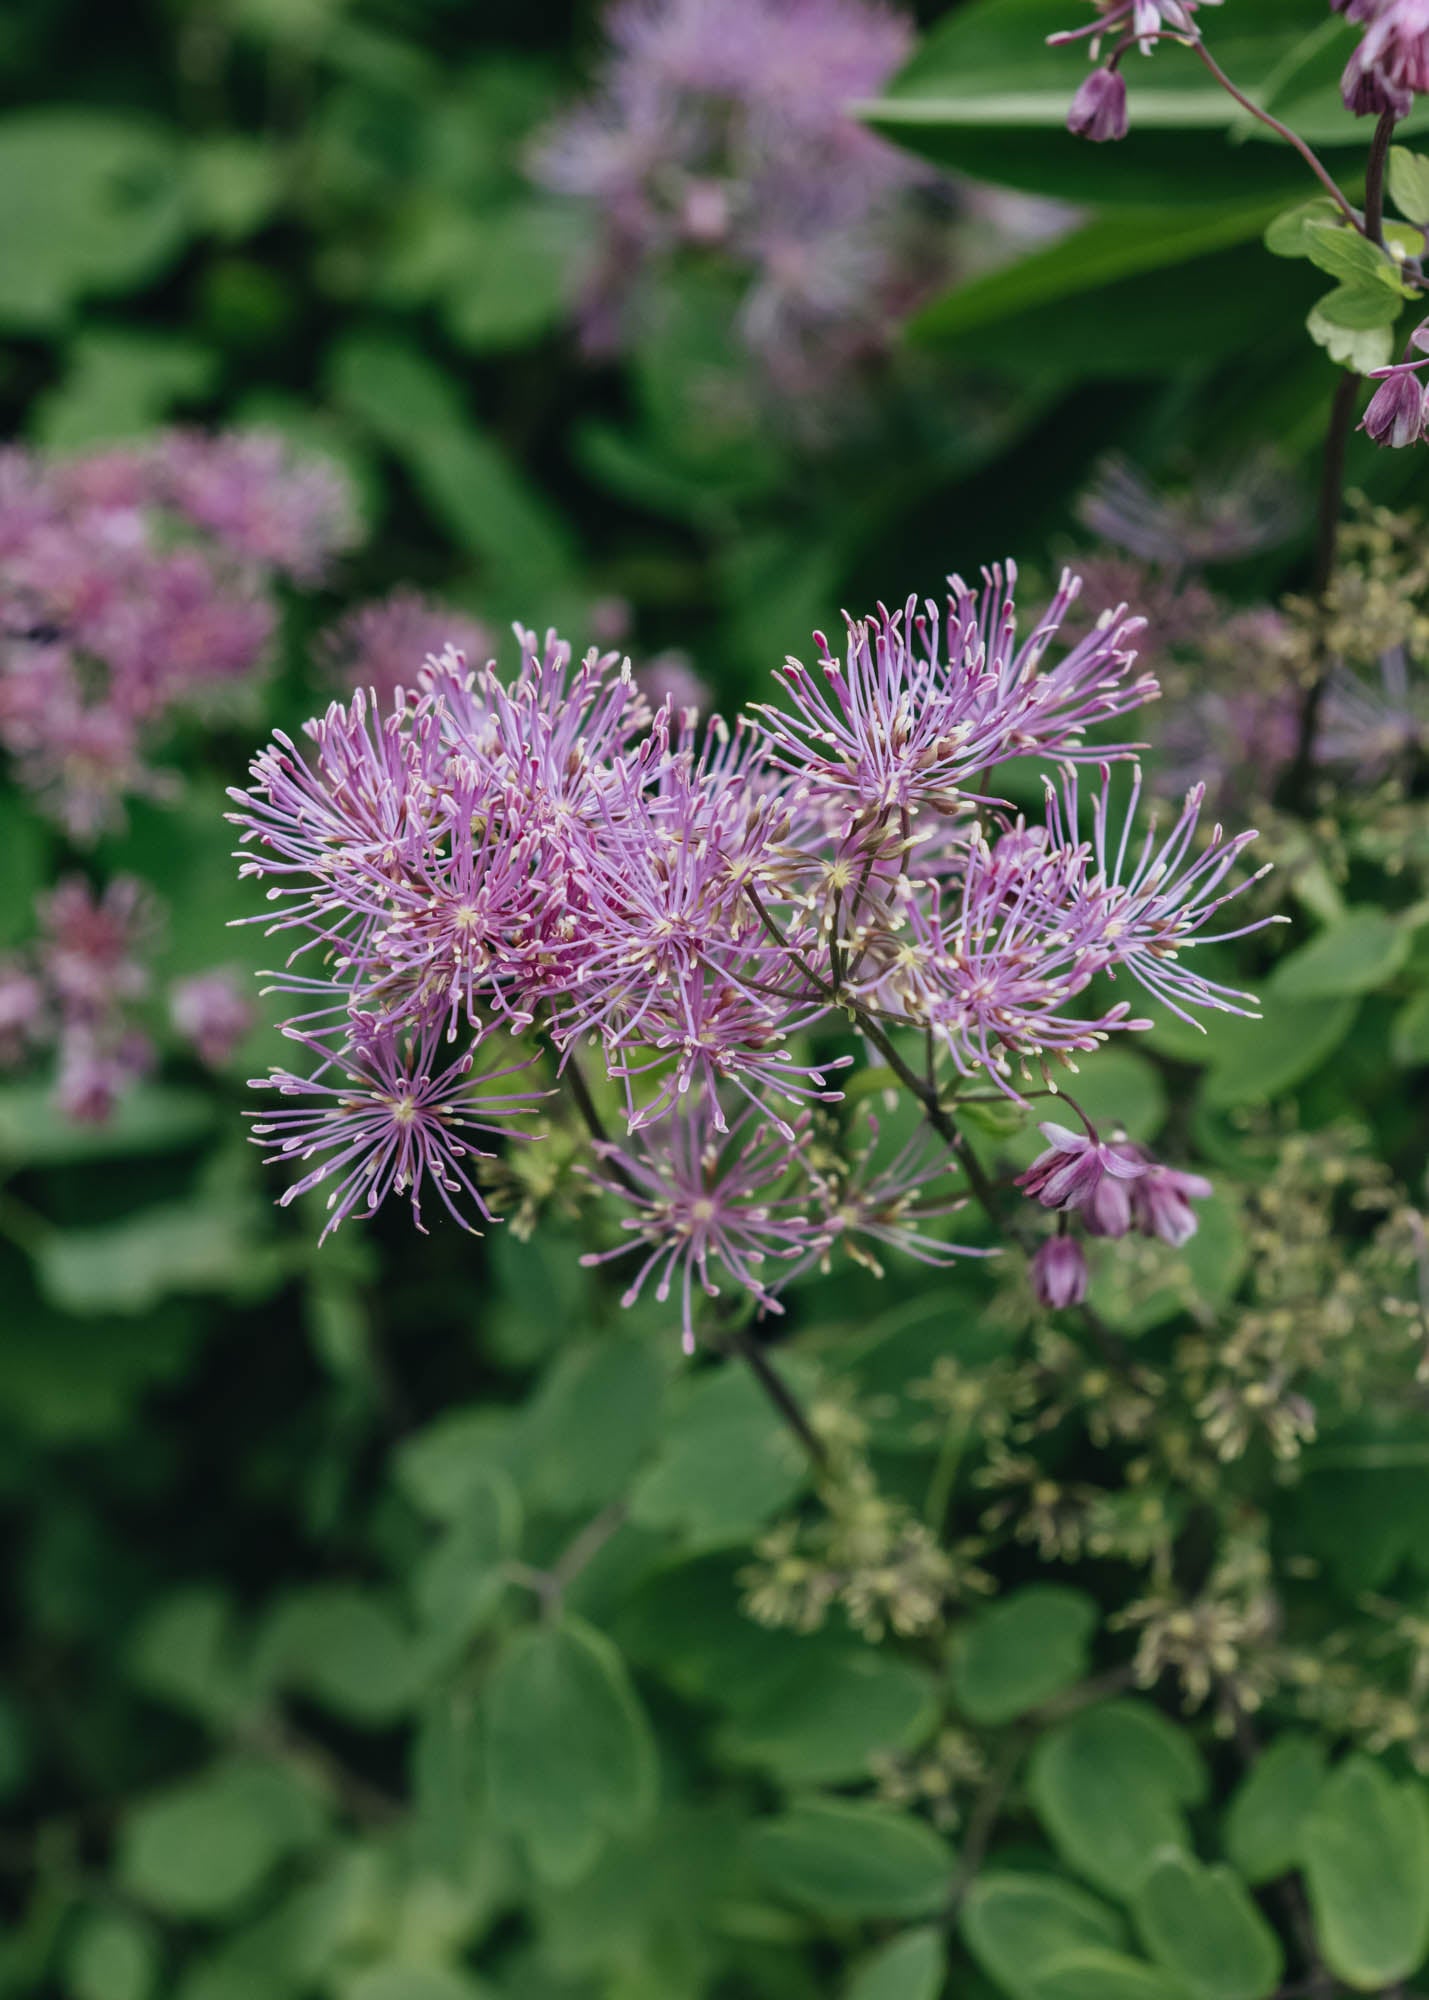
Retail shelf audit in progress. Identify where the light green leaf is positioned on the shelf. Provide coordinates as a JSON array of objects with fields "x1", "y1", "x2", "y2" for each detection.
[
  {"x1": 846, "y1": 1926, "x2": 944, "y2": 2000},
  {"x1": 1271, "y1": 909, "x2": 1411, "y2": 1000},
  {"x1": 1201, "y1": 995, "x2": 1359, "y2": 1108},
  {"x1": 522, "y1": 1340, "x2": 666, "y2": 1515},
  {"x1": 485, "y1": 1615, "x2": 657, "y2": 1884},
  {"x1": 33, "y1": 329, "x2": 216, "y2": 449},
  {"x1": 1224, "y1": 1734, "x2": 1329, "y2": 1883},
  {"x1": 119, "y1": 1762, "x2": 326, "y2": 1917},
  {"x1": 1389, "y1": 145, "x2": 1429, "y2": 226},
  {"x1": 717, "y1": 1645, "x2": 939, "y2": 1785},
  {"x1": 1303, "y1": 1754, "x2": 1429, "y2": 1990},
  {"x1": 254, "y1": 1587, "x2": 424, "y2": 1725},
  {"x1": 1305, "y1": 302, "x2": 1396, "y2": 372},
  {"x1": 412, "y1": 1471, "x2": 521, "y2": 1660},
  {"x1": 1028, "y1": 1701, "x2": 1207, "y2": 1898},
  {"x1": 341, "y1": 1969, "x2": 491, "y2": 2000},
  {"x1": 65, "y1": 1910, "x2": 160, "y2": 2000},
  {"x1": 190, "y1": 135, "x2": 286, "y2": 240},
  {"x1": 127, "y1": 1587, "x2": 251, "y2": 1728},
  {"x1": 1264, "y1": 196, "x2": 1343, "y2": 258},
  {"x1": 0, "y1": 1082, "x2": 213, "y2": 1167},
  {"x1": 1302, "y1": 221, "x2": 1407, "y2": 287},
  {"x1": 35, "y1": 1201, "x2": 265, "y2": 1317},
  {"x1": 0, "y1": 112, "x2": 190, "y2": 328},
  {"x1": 746, "y1": 1801, "x2": 954, "y2": 1920},
  {"x1": 951, "y1": 1585, "x2": 1097, "y2": 1726},
  {"x1": 962, "y1": 1871, "x2": 1126, "y2": 2000},
  {"x1": 1131, "y1": 1849, "x2": 1283, "y2": 2000},
  {"x1": 1312, "y1": 281, "x2": 1404, "y2": 331}
]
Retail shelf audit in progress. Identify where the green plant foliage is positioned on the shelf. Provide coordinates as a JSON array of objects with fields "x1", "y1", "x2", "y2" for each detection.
[
  {"x1": 1130, "y1": 1850, "x2": 1283, "y2": 2000},
  {"x1": 1027, "y1": 1703, "x2": 1208, "y2": 1897},
  {"x1": 950, "y1": 1585, "x2": 1098, "y2": 1724},
  {"x1": 745, "y1": 1801, "x2": 954, "y2": 1919},
  {"x1": 1302, "y1": 1755, "x2": 1429, "y2": 1989}
]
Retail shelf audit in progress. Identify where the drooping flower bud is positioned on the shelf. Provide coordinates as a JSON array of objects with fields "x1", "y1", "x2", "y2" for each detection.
[
  {"x1": 1067, "y1": 66, "x2": 1128, "y2": 140},
  {"x1": 1130, "y1": 1163, "x2": 1214, "y2": 1246},
  {"x1": 1360, "y1": 368, "x2": 1428, "y2": 449},
  {"x1": 1016, "y1": 1123, "x2": 1148, "y2": 1214},
  {"x1": 1031, "y1": 1235, "x2": 1088, "y2": 1308}
]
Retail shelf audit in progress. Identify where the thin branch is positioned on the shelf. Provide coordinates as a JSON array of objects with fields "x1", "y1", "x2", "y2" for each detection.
[
  {"x1": 724, "y1": 1320, "x2": 828, "y2": 1468},
  {"x1": 1364, "y1": 106, "x2": 1399, "y2": 246},
  {"x1": 1191, "y1": 40, "x2": 1360, "y2": 226}
]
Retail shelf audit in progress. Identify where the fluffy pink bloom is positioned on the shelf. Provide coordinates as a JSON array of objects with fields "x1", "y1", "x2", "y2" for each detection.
[{"x1": 319, "y1": 591, "x2": 495, "y2": 705}]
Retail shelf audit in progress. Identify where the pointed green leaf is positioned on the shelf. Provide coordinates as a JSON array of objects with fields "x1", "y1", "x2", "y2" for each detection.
[{"x1": 1389, "y1": 145, "x2": 1429, "y2": 226}]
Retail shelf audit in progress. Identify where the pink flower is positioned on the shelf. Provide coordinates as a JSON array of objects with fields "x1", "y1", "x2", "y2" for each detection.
[
  {"x1": 1067, "y1": 66, "x2": 1128, "y2": 140},
  {"x1": 1016, "y1": 1122, "x2": 1148, "y2": 1214},
  {"x1": 1031, "y1": 1235, "x2": 1088, "y2": 1307},
  {"x1": 1130, "y1": 1161, "x2": 1213, "y2": 1246},
  {"x1": 170, "y1": 971, "x2": 254, "y2": 1068}
]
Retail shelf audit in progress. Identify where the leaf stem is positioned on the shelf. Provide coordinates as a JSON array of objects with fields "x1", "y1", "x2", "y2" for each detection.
[{"x1": 1191, "y1": 39, "x2": 1359, "y2": 227}]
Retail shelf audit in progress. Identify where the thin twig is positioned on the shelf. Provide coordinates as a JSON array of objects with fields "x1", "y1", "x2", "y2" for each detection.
[{"x1": 1192, "y1": 40, "x2": 1359, "y2": 226}]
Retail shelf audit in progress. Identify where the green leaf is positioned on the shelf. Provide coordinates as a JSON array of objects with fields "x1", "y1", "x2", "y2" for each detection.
[
  {"x1": 951, "y1": 1585, "x2": 1098, "y2": 1726},
  {"x1": 1046, "y1": 1051, "x2": 1166, "y2": 1146},
  {"x1": 35, "y1": 1201, "x2": 266, "y2": 1317},
  {"x1": 962, "y1": 1871, "x2": 1126, "y2": 2000},
  {"x1": 1224, "y1": 1735, "x2": 1329, "y2": 1884},
  {"x1": 341, "y1": 1970, "x2": 491, "y2": 2000},
  {"x1": 33, "y1": 328, "x2": 217, "y2": 449},
  {"x1": 442, "y1": 203, "x2": 581, "y2": 352},
  {"x1": 119, "y1": 1762, "x2": 326, "y2": 1917},
  {"x1": 1271, "y1": 909, "x2": 1411, "y2": 1001},
  {"x1": 1303, "y1": 1754, "x2": 1429, "y2": 1990},
  {"x1": 127, "y1": 1587, "x2": 251, "y2": 1728},
  {"x1": 1028, "y1": 1701, "x2": 1207, "y2": 1898},
  {"x1": 1305, "y1": 301, "x2": 1396, "y2": 372},
  {"x1": 254, "y1": 1587, "x2": 424, "y2": 1725},
  {"x1": 522, "y1": 1340, "x2": 666, "y2": 1515},
  {"x1": 1312, "y1": 280, "x2": 1404, "y2": 330},
  {"x1": 746, "y1": 1801, "x2": 954, "y2": 1920},
  {"x1": 1131, "y1": 1849, "x2": 1283, "y2": 2000},
  {"x1": 1201, "y1": 996, "x2": 1359, "y2": 1108},
  {"x1": 1302, "y1": 221, "x2": 1406, "y2": 287},
  {"x1": 628, "y1": 1365, "x2": 809, "y2": 1545},
  {"x1": 412, "y1": 1470, "x2": 521, "y2": 1660},
  {"x1": 0, "y1": 1082, "x2": 212, "y2": 1167},
  {"x1": 1392, "y1": 990, "x2": 1429, "y2": 1065},
  {"x1": 1389, "y1": 145, "x2": 1429, "y2": 226},
  {"x1": 485, "y1": 1615, "x2": 657, "y2": 1884},
  {"x1": 0, "y1": 112, "x2": 190, "y2": 328},
  {"x1": 717, "y1": 1645, "x2": 939, "y2": 1785},
  {"x1": 1035, "y1": 1948, "x2": 1188, "y2": 2000},
  {"x1": 65, "y1": 1910, "x2": 160, "y2": 2000},
  {"x1": 846, "y1": 1926, "x2": 944, "y2": 2000},
  {"x1": 1264, "y1": 196, "x2": 1342, "y2": 258},
  {"x1": 914, "y1": 203, "x2": 1284, "y2": 348}
]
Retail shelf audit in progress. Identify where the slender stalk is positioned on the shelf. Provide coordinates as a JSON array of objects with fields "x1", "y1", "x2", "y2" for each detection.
[
  {"x1": 1285, "y1": 368, "x2": 1359, "y2": 802},
  {"x1": 1191, "y1": 40, "x2": 1359, "y2": 227},
  {"x1": 1364, "y1": 107, "x2": 1398, "y2": 247}
]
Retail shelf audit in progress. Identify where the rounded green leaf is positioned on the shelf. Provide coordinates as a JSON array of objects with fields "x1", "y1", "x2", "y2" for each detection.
[
  {"x1": 118, "y1": 1763, "x2": 325, "y2": 1917},
  {"x1": 718, "y1": 1645, "x2": 937, "y2": 1785},
  {"x1": 485, "y1": 1615, "x2": 656, "y2": 1884},
  {"x1": 254, "y1": 1587, "x2": 423, "y2": 1725},
  {"x1": 1270, "y1": 910, "x2": 1410, "y2": 1001},
  {"x1": 846, "y1": 1925, "x2": 944, "y2": 2000},
  {"x1": 747, "y1": 1801, "x2": 954, "y2": 1920},
  {"x1": 962, "y1": 1871, "x2": 1125, "y2": 2000},
  {"x1": 65, "y1": 1910, "x2": 159, "y2": 2000},
  {"x1": 1201, "y1": 996, "x2": 1358, "y2": 1108},
  {"x1": 951, "y1": 1585, "x2": 1097, "y2": 1725},
  {"x1": 1392, "y1": 991, "x2": 1429, "y2": 1067},
  {"x1": 1224, "y1": 1734, "x2": 1328, "y2": 1884},
  {"x1": 1035, "y1": 1947, "x2": 1189, "y2": 2000},
  {"x1": 1027, "y1": 1701, "x2": 1207, "y2": 1898},
  {"x1": 1131, "y1": 1849, "x2": 1283, "y2": 2000},
  {"x1": 1303, "y1": 1754, "x2": 1429, "y2": 1989}
]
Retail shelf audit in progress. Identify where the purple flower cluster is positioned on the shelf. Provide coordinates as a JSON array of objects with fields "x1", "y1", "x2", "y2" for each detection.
[
  {"x1": 1021, "y1": 1118, "x2": 1214, "y2": 1308},
  {"x1": 1336, "y1": 0, "x2": 1429, "y2": 115},
  {"x1": 0, "y1": 433, "x2": 352, "y2": 836},
  {"x1": 319, "y1": 590, "x2": 496, "y2": 707},
  {"x1": 532, "y1": 0, "x2": 935, "y2": 397},
  {"x1": 1361, "y1": 329, "x2": 1429, "y2": 449},
  {"x1": 235, "y1": 561, "x2": 1270, "y2": 1345}
]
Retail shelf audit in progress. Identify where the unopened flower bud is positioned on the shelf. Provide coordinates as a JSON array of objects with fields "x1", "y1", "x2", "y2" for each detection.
[
  {"x1": 1031, "y1": 1235, "x2": 1088, "y2": 1309},
  {"x1": 1067, "y1": 67, "x2": 1128, "y2": 142}
]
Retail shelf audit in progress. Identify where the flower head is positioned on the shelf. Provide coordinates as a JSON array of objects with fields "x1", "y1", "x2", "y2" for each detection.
[
  {"x1": 1031, "y1": 1234, "x2": 1088, "y2": 1307},
  {"x1": 1360, "y1": 355, "x2": 1429, "y2": 449},
  {"x1": 1017, "y1": 1120, "x2": 1148, "y2": 1214},
  {"x1": 580, "y1": 1099, "x2": 826, "y2": 1350},
  {"x1": 1067, "y1": 66, "x2": 1128, "y2": 140}
]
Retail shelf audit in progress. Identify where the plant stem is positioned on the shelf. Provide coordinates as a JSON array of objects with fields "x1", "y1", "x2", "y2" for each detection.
[
  {"x1": 1364, "y1": 107, "x2": 1398, "y2": 246},
  {"x1": 1191, "y1": 40, "x2": 1359, "y2": 227},
  {"x1": 1285, "y1": 367, "x2": 1359, "y2": 802}
]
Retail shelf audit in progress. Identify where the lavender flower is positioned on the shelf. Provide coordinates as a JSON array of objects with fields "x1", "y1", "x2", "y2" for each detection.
[
  {"x1": 1339, "y1": 0, "x2": 1429, "y2": 112},
  {"x1": 1360, "y1": 350, "x2": 1429, "y2": 449},
  {"x1": 318, "y1": 591, "x2": 496, "y2": 706},
  {"x1": 1031, "y1": 1235, "x2": 1088, "y2": 1307},
  {"x1": 1051, "y1": 0, "x2": 1216, "y2": 60},
  {"x1": 580, "y1": 1102, "x2": 825, "y2": 1352},
  {"x1": 1077, "y1": 455, "x2": 1302, "y2": 569},
  {"x1": 1131, "y1": 1160, "x2": 1213, "y2": 1245},
  {"x1": 807, "y1": 1115, "x2": 987, "y2": 1276},
  {"x1": 170, "y1": 970, "x2": 255, "y2": 1069},
  {"x1": 250, "y1": 1021, "x2": 541, "y2": 1241},
  {"x1": 0, "y1": 960, "x2": 45, "y2": 1067},
  {"x1": 532, "y1": 0, "x2": 937, "y2": 401},
  {"x1": 1017, "y1": 1121, "x2": 1148, "y2": 1214}
]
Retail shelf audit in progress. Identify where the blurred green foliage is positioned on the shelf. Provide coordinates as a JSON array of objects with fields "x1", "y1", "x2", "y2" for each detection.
[{"x1": 5, "y1": 2, "x2": 1429, "y2": 1998}]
